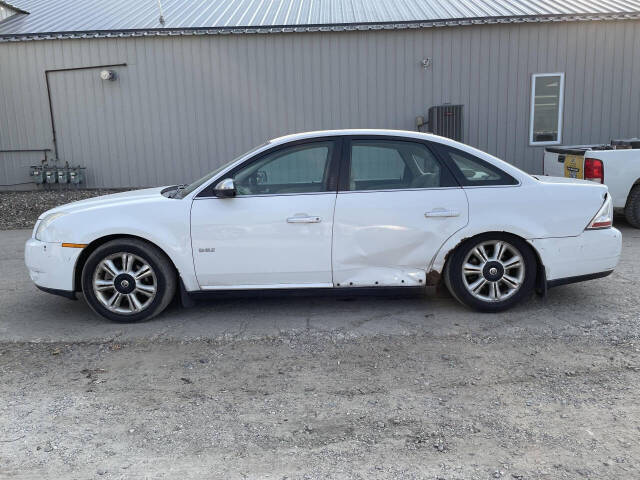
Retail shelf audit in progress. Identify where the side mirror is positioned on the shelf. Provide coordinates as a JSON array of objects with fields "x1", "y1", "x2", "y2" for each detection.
[{"x1": 213, "y1": 178, "x2": 236, "y2": 198}]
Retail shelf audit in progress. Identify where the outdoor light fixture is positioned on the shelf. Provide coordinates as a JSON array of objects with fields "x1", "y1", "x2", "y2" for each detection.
[{"x1": 100, "y1": 69, "x2": 117, "y2": 81}]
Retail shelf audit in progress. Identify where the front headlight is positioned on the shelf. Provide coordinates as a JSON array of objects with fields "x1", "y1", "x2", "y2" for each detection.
[{"x1": 35, "y1": 212, "x2": 67, "y2": 240}]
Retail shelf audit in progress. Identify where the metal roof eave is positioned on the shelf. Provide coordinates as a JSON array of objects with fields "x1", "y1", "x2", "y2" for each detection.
[{"x1": 1, "y1": 11, "x2": 639, "y2": 42}]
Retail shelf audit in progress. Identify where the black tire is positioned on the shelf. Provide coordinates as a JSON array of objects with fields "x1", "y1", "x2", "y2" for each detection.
[
  {"x1": 81, "y1": 238, "x2": 176, "y2": 322},
  {"x1": 444, "y1": 233, "x2": 537, "y2": 312},
  {"x1": 624, "y1": 184, "x2": 640, "y2": 229}
]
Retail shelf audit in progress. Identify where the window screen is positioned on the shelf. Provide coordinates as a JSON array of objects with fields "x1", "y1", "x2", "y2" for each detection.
[{"x1": 530, "y1": 73, "x2": 564, "y2": 145}]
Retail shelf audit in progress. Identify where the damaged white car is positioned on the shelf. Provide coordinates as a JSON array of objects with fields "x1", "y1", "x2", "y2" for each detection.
[{"x1": 26, "y1": 130, "x2": 622, "y2": 322}]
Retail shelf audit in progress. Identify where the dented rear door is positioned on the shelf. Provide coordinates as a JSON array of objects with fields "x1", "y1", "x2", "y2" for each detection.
[{"x1": 331, "y1": 137, "x2": 469, "y2": 288}]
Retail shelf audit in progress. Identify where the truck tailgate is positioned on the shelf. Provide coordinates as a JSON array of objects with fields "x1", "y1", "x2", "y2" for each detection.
[
  {"x1": 543, "y1": 150, "x2": 587, "y2": 179},
  {"x1": 543, "y1": 150, "x2": 565, "y2": 177},
  {"x1": 543, "y1": 145, "x2": 603, "y2": 178}
]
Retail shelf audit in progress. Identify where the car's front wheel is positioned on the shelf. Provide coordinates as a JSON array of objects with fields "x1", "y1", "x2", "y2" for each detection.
[
  {"x1": 444, "y1": 233, "x2": 536, "y2": 312},
  {"x1": 81, "y1": 239, "x2": 176, "y2": 322}
]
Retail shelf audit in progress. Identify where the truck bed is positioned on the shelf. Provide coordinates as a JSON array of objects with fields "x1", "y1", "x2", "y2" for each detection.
[{"x1": 542, "y1": 143, "x2": 640, "y2": 210}]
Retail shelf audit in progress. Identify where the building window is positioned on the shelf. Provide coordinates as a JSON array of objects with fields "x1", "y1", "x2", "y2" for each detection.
[{"x1": 529, "y1": 73, "x2": 565, "y2": 145}]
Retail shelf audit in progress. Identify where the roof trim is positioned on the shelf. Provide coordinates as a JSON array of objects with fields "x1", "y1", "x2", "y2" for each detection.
[{"x1": 1, "y1": 11, "x2": 639, "y2": 42}]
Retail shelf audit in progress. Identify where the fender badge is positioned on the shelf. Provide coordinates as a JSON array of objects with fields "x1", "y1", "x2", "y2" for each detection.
[{"x1": 199, "y1": 248, "x2": 216, "y2": 253}]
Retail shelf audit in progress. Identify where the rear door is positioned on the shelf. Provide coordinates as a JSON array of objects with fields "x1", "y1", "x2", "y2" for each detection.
[{"x1": 332, "y1": 137, "x2": 468, "y2": 287}]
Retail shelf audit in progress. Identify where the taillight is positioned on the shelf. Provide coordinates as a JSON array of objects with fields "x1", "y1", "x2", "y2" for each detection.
[
  {"x1": 586, "y1": 194, "x2": 613, "y2": 230},
  {"x1": 584, "y1": 158, "x2": 604, "y2": 183}
]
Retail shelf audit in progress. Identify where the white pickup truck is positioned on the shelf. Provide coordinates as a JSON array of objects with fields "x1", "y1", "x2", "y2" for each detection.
[{"x1": 543, "y1": 141, "x2": 640, "y2": 228}]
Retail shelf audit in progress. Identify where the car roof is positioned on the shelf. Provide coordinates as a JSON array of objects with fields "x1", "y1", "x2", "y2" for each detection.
[{"x1": 269, "y1": 129, "x2": 444, "y2": 145}]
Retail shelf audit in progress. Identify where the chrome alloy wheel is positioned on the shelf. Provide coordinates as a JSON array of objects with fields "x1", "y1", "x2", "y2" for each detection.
[
  {"x1": 92, "y1": 252, "x2": 157, "y2": 314},
  {"x1": 461, "y1": 240, "x2": 525, "y2": 302}
]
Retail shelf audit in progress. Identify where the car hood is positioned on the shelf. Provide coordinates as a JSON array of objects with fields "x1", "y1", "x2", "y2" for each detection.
[{"x1": 39, "y1": 186, "x2": 170, "y2": 219}]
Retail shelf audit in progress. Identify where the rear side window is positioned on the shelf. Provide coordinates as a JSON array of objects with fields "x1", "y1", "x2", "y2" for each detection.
[
  {"x1": 348, "y1": 140, "x2": 457, "y2": 191},
  {"x1": 437, "y1": 145, "x2": 518, "y2": 186}
]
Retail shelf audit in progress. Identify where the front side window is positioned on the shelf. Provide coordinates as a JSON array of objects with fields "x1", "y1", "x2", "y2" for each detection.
[
  {"x1": 348, "y1": 140, "x2": 456, "y2": 191},
  {"x1": 530, "y1": 73, "x2": 565, "y2": 145},
  {"x1": 233, "y1": 141, "x2": 333, "y2": 196},
  {"x1": 437, "y1": 145, "x2": 518, "y2": 187},
  {"x1": 179, "y1": 143, "x2": 268, "y2": 198}
]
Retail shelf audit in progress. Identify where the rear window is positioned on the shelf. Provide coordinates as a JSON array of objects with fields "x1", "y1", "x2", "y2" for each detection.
[{"x1": 437, "y1": 145, "x2": 518, "y2": 187}]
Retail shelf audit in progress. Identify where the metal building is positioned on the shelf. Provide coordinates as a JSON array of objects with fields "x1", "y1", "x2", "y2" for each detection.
[{"x1": 1, "y1": 0, "x2": 640, "y2": 189}]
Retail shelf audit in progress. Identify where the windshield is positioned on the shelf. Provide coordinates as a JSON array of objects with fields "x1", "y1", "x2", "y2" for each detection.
[{"x1": 174, "y1": 143, "x2": 269, "y2": 198}]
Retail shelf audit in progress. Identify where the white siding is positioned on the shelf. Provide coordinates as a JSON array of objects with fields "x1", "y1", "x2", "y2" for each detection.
[{"x1": 1, "y1": 20, "x2": 639, "y2": 188}]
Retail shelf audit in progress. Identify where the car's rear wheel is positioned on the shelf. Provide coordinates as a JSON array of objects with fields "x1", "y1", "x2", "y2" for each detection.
[
  {"x1": 444, "y1": 233, "x2": 536, "y2": 312},
  {"x1": 81, "y1": 239, "x2": 176, "y2": 322},
  {"x1": 624, "y1": 184, "x2": 640, "y2": 228}
]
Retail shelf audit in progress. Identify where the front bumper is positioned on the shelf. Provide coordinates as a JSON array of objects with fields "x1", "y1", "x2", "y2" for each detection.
[
  {"x1": 25, "y1": 238, "x2": 82, "y2": 295},
  {"x1": 530, "y1": 227, "x2": 622, "y2": 284}
]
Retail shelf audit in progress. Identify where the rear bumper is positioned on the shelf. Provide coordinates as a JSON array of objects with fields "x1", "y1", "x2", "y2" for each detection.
[
  {"x1": 25, "y1": 238, "x2": 82, "y2": 293},
  {"x1": 530, "y1": 228, "x2": 622, "y2": 283}
]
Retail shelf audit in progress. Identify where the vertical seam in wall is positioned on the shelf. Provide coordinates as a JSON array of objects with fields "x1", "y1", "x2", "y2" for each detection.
[
  {"x1": 567, "y1": 24, "x2": 573, "y2": 145},
  {"x1": 504, "y1": 26, "x2": 510, "y2": 161},
  {"x1": 576, "y1": 25, "x2": 588, "y2": 142},
  {"x1": 598, "y1": 26, "x2": 607, "y2": 143},
  {"x1": 512, "y1": 25, "x2": 519, "y2": 163},
  {"x1": 631, "y1": 23, "x2": 639, "y2": 132}
]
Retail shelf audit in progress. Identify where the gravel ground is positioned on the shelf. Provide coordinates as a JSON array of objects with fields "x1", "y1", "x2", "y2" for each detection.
[
  {"x1": 1, "y1": 202, "x2": 639, "y2": 479},
  {"x1": 1, "y1": 333, "x2": 639, "y2": 480},
  {"x1": 0, "y1": 189, "x2": 127, "y2": 230}
]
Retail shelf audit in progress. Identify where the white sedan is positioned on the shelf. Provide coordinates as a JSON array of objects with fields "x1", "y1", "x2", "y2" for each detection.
[{"x1": 25, "y1": 130, "x2": 622, "y2": 322}]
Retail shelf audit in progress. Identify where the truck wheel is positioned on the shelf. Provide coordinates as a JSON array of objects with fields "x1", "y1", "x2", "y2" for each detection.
[
  {"x1": 81, "y1": 239, "x2": 176, "y2": 322},
  {"x1": 624, "y1": 184, "x2": 640, "y2": 228},
  {"x1": 444, "y1": 233, "x2": 536, "y2": 312}
]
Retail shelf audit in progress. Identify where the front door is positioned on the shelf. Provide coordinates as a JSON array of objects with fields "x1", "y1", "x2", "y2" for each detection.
[
  {"x1": 332, "y1": 137, "x2": 469, "y2": 287},
  {"x1": 191, "y1": 140, "x2": 339, "y2": 288}
]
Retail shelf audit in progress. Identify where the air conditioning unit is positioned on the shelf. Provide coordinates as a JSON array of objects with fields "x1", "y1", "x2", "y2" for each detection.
[{"x1": 427, "y1": 104, "x2": 463, "y2": 142}]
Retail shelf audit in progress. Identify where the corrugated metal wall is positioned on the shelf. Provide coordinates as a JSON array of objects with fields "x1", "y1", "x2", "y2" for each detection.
[{"x1": 1, "y1": 20, "x2": 639, "y2": 188}]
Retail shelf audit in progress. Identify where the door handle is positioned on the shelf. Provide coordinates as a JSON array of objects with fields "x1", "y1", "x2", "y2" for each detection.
[
  {"x1": 425, "y1": 209, "x2": 460, "y2": 218},
  {"x1": 287, "y1": 215, "x2": 322, "y2": 223}
]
